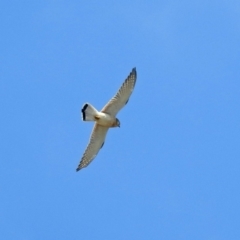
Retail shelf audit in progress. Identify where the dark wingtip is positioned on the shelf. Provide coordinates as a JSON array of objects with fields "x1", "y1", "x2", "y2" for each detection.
[
  {"x1": 76, "y1": 167, "x2": 81, "y2": 172},
  {"x1": 131, "y1": 67, "x2": 137, "y2": 79},
  {"x1": 131, "y1": 68, "x2": 137, "y2": 87},
  {"x1": 81, "y1": 103, "x2": 88, "y2": 121}
]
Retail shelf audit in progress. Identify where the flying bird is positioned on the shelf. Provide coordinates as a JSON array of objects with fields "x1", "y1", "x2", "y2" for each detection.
[{"x1": 76, "y1": 68, "x2": 137, "y2": 171}]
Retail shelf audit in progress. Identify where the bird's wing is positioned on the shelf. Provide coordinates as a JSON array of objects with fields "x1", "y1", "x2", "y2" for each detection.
[
  {"x1": 76, "y1": 124, "x2": 109, "y2": 171},
  {"x1": 101, "y1": 68, "x2": 137, "y2": 116}
]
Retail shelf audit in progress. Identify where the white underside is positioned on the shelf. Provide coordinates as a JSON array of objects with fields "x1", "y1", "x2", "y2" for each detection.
[{"x1": 96, "y1": 112, "x2": 115, "y2": 127}]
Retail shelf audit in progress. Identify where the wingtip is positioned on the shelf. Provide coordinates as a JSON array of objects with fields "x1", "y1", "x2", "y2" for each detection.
[
  {"x1": 76, "y1": 167, "x2": 80, "y2": 172},
  {"x1": 131, "y1": 67, "x2": 137, "y2": 78}
]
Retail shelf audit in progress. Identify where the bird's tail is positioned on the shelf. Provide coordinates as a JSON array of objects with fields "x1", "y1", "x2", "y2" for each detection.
[{"x1": 81, "y1": 103, "x2": 99, "y2": 121}]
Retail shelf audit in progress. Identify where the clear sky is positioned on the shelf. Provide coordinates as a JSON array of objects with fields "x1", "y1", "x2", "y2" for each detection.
[{"x1": 1, "y1": 1, "x2": 240, "y2": 239}]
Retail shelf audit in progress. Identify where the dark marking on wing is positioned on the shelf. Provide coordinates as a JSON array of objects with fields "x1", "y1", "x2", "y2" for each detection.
[
  {"x1": 125, "y1": 99, "x2": 129, "y2": 105},
  {"x1": 100, "y1": 142, "x2": 104, "y2": 149}
]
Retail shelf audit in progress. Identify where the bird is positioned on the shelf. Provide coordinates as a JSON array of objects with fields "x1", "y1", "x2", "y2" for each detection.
[{"x1": 76, "y1": 68, "x2": 137, "y2": 171}]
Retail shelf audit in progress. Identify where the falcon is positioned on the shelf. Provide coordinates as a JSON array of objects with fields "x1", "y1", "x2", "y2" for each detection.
[{"x1": 76, "y1": 68, "x2": 137, "y2": 171}]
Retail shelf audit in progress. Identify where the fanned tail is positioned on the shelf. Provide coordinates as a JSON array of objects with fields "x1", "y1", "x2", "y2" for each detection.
[{"x1": 81, "y1": 103, "x2": 98, "y2": 121}]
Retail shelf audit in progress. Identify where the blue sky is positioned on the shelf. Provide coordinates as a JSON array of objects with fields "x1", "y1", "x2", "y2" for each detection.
[{"x1": 1, "y1": 0, "x2": 240, "y2": 239}]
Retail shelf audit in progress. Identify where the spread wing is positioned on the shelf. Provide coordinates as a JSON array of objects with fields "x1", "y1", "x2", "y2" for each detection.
[
  {"x1": 76, "y1": 124, "x2": 109, "y2": 171},
  {"x1": 101, "y1": 68, "x2": 137, "y2": 116}
]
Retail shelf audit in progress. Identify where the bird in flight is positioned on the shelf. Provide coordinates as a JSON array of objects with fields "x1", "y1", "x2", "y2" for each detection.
[{"x1": 76, "y1": 68, "x2": 137, "y2": 171}]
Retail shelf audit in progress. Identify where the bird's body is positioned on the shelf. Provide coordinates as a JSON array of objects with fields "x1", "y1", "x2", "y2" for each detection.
[
  {"x1": 81, "y1": 103, "x2": 120, "y2": 127},
  {"x1": 76, "y1": 68, "x2": 137, "y2": 171},
  {"x1": 94, "y1": 112, "x2": 118, "y2": 128}
]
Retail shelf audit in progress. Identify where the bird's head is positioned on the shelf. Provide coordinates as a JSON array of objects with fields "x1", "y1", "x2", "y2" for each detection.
[{"x1": 113, "y1": 118, "x2": 120, "y2": 128}]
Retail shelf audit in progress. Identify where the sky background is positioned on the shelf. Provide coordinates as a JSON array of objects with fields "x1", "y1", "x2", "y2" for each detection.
[{"x1": 1, "y1": 0, "x2": 240, "y2": 239}]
